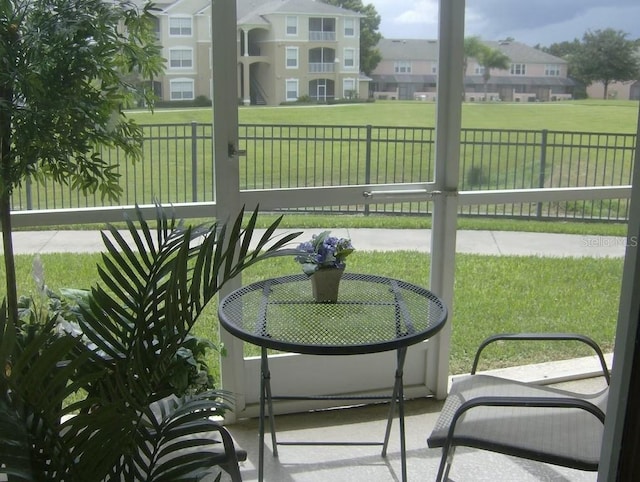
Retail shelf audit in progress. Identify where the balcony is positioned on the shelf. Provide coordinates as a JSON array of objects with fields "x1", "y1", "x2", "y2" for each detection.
[
  {"x1": 309, "y1": 30, "x2": 336, "y2": 42},
  {"x1": 308, "y1": 62, "x2": 335, "y2": 73}
]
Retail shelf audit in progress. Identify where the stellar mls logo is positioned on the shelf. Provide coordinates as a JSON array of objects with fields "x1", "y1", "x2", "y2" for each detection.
[{"x1": 581, "y1": 236, "x2": 638, "y2": 248}]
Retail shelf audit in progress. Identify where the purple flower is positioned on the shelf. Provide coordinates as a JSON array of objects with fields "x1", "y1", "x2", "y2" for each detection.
[{"x1": 295, "y1": 231, "x2": 355, "y2": 274}]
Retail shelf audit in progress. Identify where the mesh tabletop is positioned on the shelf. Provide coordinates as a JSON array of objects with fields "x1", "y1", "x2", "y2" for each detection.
[{"x1": 218, "y1": 273, "x2": 448, "y2": 355}]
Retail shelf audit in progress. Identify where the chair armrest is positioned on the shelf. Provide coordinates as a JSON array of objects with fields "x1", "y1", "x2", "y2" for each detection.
[
  {"x1": 471, "y1": 333, "x2": 610, "y2": 385},
  {"x1": 203, "y1": 419, "x2": 248, "y2": 463},
  {"x1": 442, "y1": 394, "x2": 607, "y2": 452}
]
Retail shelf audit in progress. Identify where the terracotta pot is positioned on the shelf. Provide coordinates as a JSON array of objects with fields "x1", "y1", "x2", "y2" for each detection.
[{"x1": 310, "y1": 268, "x2": 344, "y2": 303}]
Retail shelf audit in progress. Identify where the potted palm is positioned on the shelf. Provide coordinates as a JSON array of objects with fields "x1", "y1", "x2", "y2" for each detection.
[{"x1": 0, "y1": 203, "x2": 300, "y2": 481}]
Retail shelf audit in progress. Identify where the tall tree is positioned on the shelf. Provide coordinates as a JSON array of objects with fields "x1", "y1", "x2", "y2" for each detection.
[
  {"x1": 0, "y1": 0, "x2": 164, "y2": 324},
  {"x1": 573, "y1": 28, "x2": 640, "y2": 99},
  {"x1": 539, "y1": 39, "x2": 586, "y2": 97},
  {"x1": 463, "y1": 36, "x2": 485, "y2": 98},
  {"x1": 540, "y1": 39, "x2": 582, "y2": 60},
  {"x1": 476, "y1": 45, "x2": 510, "y2": 100},
  {"x1": 321, "y1": 0, "x2": 382, "y2": 75}
]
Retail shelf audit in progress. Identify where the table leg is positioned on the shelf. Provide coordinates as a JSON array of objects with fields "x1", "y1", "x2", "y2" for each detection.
[
  {"x1": 382, "y1": 347, "x2": 408, "y2": 482},
  {"x1": 259, "y1": 348, "x2": 278, "y2": 482}
]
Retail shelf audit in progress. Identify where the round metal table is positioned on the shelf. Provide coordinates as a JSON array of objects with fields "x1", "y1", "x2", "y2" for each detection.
[{"x1": 218, "y1": 273, "x2": 448, "y2": 482}]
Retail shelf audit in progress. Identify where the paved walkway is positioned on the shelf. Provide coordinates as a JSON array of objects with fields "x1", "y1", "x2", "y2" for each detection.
[{"x1": 5, "y1": 228, "x2": 629, "y2": 257}]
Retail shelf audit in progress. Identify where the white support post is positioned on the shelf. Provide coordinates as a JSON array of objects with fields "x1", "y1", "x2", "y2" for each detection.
[
  {"x1": 597, "y1": 95, "x2": 640, "y2": 482},
  {"x1": 211, "y1": 0, "x2": 245, "y2": 420},
  {"x1": 427, "y1": 0, "x2": 465, "y2": 399}
]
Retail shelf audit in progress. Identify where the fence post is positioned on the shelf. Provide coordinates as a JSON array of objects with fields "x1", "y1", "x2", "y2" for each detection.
[
  {"x1": 25, "y1": 176, "x2": 33, "y2": 210},
  {"x1": 364, "y1": 124, "x2": 372, "y2": 216},
  {"x1": 191, "y1": 121, "x2": 198, "y2": 202},
  {"x1": 536, "y1": 129, "x2": 548, "y2": 219}
]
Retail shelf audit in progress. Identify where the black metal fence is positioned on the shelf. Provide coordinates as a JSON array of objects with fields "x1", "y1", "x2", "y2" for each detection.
[{"x1": 11, "y1": 123, "x2": 636, "y2": 222}]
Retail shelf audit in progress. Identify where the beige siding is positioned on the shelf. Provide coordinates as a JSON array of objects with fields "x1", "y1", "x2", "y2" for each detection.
[{"x1": 154, "y1": 1, "x2": 363, "y2": 105}]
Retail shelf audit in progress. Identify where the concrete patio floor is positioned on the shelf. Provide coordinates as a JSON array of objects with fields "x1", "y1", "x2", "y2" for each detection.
[{"x1": 221, "y1": 356, "x2": 611, "y2": 482}]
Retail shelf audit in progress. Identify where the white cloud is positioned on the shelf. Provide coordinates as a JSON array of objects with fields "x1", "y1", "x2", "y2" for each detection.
[
  {"x1": 367, "y1": 0, "x2": 640, "y2": 44},
  {"x1": 393, "y1": 0, "x2": 438, "y2": 26}
]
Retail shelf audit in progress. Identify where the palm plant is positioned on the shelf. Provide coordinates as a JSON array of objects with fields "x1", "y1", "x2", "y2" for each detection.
[
  {"x1": 0, "y1": 204, "x2": 301, "y2": 481},
  {"x1": 477, "y1": 45, "x2": 510, "y2": 101}
]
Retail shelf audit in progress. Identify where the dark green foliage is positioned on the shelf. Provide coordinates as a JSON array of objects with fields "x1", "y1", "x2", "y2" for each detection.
[
  {"x1": 0, "y1": 0, "x2": 165, "y2": 328},
  {"x1": 573, "y1": 29, "x2": 640, "y2": 99},
  {"x1": 0, "y1": 204, "x2": 302, "y2": 481}
]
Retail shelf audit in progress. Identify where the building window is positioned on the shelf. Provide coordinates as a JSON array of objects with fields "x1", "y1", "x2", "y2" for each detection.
[
  {"x1": 344, "y1": 18, "x2": 355, "y2": 37},
  {"x1": 545, "y1": 64, "x2": 561, "y2": 76},
  {"x1": 169, "y1": 17, "x2": 192, "y2": 36},
  {"x1": 394, "y1": 60, "x2": 411, "y2": 73},
  {"x1": 286, "y1": 47, "x2": 298, "y2": 69},
  {"x1": 344, "y1": 48, "x2": 356, "y2": 69},
  {"x1": 474, "y1": 64, "x2": 485, "y2": 75},
  {"x1": 286, "y1": 79, "x2": 299, "y2": 101},
  {"x1": 431, "y1": 62, "x2": 438, "y2": 74},
  {"x1": 169, "y1": 49, "x2": 193, "y2": 68},
  {"x1": 510, "y1": 63, "x2": 526, "y2": 75},
  {"x1": 286, "y1": 16, "x2": 298, "y2": 36},
  {"x1": 343, "y1": 78, "x2": 356, "y2": 99},
  {"x1": 170, "y1": 79, "x2": 194, "y2": 100}
]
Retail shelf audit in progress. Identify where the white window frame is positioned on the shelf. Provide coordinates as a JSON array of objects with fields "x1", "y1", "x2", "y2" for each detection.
[
  {"x1": 510, "y1": 63, "x2": 526, "y2": 75},
  {"x1": 169, "y1": 48, "x2": 193, "y2": 69},
  {"x1": 170, "y1": 78, "x2": 195, "y2": 100},
  {"x1": 343, "y1": 78, "x2": 356, "y2": 98},
  {"x1": 474, "y1": 64, "x2": 485, "y2": 75},
  {"x1": 394, "y1": 60, "x2": 412, "y2": 74},
  {"x1": 285, "y1": 79, "x2": 299, "y2": 101},
  {"x1": 545, "y1": 64, "x2": 561, "y2": 76},
  {"x1": 344, "y1": 18, "x2": 355, "y2": 37},
  {"x1": 169, "y1": 16, "x2": 192, "y2": 37},
  {"x1": 286, "y1": 47, "x2": 299, "y2": 69},
  {"x1": 286, "y1": 16, "x2": 298, "y2": 36},
  {"x1": 343, "y1": 48, "x2": 356, "y2": 69}
]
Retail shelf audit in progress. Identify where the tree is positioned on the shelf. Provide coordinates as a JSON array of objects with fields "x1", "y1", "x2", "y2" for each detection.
[
  {"x1": 320, "y1": 0, "x2": 382, "y2": 75},
  {"x1": 573, "y1": 28, "x2": 640, "y2": 99},
  {"x1": 463, "y1": 36, "x2": 485, "y2": 98},
  {"x1": 476, "y1": 45, "x2": 510, "y2": 100},
  {"x1": 539, "y1": 39, "x2": 586, "y2": 97},
  {"x1": 540, "y1": 39, "x2": 582, "y2": 60},
  {"x1": 0, "y1": 0, "x2": 164, "y2": 324}
]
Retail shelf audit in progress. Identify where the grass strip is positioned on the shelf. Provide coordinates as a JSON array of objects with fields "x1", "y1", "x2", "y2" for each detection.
[{"x1": 6, "y1": 250, "x2": 622, "y2": 379}]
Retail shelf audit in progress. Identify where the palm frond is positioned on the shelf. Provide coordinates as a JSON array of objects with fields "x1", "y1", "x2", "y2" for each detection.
[{"x1": 2, "y1": 203, "x2": 302, "y2": 480}]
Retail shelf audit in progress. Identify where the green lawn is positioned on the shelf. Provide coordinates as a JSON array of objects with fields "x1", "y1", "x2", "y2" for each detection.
[
  {"x1": 129, "y1": 99, "x2": 640, "y2": 133},
  {"x1": 9, "y1": 249, "x2": 622, "y2": 377},
  {"x1": 9, "y1": 99, "x2": 634, "y2": 380}
]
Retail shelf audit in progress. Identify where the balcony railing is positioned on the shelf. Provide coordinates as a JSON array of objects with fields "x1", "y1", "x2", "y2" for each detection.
[
  {"x1": 10, "y1": 123, "x2": 636, "y2": 223},
  {"x1": 308, "y1": 62, "x2": 335, "y2": 73},
  {"x1": 309, "y1": 31, "x2": 335, "y2": 42}
]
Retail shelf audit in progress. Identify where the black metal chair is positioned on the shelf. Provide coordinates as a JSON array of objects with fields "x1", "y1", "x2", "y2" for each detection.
[{"x1": 427, "y1": 333, "x2": 610, "y2": 481}]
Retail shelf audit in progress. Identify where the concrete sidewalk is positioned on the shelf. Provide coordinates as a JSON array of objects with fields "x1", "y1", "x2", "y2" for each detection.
[{"x1": 5, "y1": 228, "x2": 628, "y2": 258}]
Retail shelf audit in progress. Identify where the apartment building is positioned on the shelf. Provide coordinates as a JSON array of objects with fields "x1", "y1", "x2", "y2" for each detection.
[
  {"x1": 148, "y1": 0, "x2": 365, "y2": 106},
  {"x1": 370, "y1": 38, "x2": 575, "y2": 102}
]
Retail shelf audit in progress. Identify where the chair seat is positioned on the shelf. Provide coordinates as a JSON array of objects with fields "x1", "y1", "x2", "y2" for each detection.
[{"x1": 427, "y1": 374, "x2": 608, "y2": 471}]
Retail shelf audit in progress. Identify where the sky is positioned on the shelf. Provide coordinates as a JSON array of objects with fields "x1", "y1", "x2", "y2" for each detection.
[{"x1": 367, "y1": 0, "x2": 640, "y2": 47}]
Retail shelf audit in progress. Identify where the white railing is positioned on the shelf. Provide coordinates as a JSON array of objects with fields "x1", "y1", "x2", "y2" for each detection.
[
  {"x1": 308, "y1": 62, "x2": 335, "y2": 73},
  {"x1": 309, "y1": 31, "x2": 335, "y2": 42}
]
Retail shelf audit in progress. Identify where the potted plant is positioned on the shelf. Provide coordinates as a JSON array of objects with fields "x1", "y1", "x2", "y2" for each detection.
[
  {"x1": 0, "y1": 203, "x2": 301, "y2": 481},
  {"x1": 294, "y1": 231, "x2": 354, "y2": 302}
]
